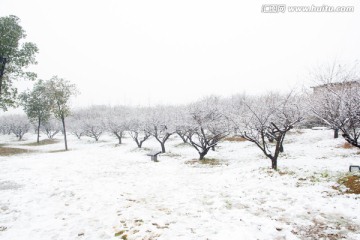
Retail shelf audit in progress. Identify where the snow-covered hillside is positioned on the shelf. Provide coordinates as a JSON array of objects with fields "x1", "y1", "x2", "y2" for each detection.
[{"x1": 0, "y1": 129, "x2": 359, "y2": 240}]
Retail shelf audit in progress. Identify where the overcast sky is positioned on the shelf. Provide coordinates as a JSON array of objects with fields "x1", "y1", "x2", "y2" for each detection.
[{"x1": 1, "y1": 0, "x2": 360, "y2": 107}]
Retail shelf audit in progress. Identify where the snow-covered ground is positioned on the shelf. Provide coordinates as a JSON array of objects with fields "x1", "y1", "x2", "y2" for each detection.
[{"x1": 0, "y1": 129, "x2": 359, "y2": 240}]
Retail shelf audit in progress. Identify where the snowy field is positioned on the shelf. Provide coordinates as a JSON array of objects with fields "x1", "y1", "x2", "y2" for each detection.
[{"x1": 0, "y1": 129, "x2": 359, "y2": 240}]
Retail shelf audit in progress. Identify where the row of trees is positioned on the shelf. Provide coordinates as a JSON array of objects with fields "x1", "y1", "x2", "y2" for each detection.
[
  {"x1": 1, "y1": 91, "x2": 305, "y2": 170},
  {"x1": 15, "y1": 69, "x2": 360, "y2": 171},
  {"x1": 2, "y1": 65, "x2": 359, "y2": 171},
  {"x1": 0, "y1": 115, "x2": 62, "y2": 141}
]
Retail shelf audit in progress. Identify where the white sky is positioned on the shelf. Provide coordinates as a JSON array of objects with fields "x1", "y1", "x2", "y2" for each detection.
[{"x1": 1, "y1": 0, "x2": 360, "y2": 107}]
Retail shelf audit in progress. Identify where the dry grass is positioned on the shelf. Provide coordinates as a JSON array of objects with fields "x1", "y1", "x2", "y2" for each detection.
[
  {"x1": 338, "y1": 142, "x2": 355, "y2": 149},
  {"x1": 23, "y1": 139, "x2": 60, "y2": 146},
  {"x1": 223, "y1": 136, "x2": 247, "y2": 142},
  {"x1": 337, "y1": 175, "x2": 360, "y2": 194},
  {"x1": 0, "y1": 147, "x2": 33, "y2": 156},
  {"x1": 291, "y1": 217, "x2": 357, "y2": 240},
  {"x1": 185, "y1": 158, "x2": 224, "y2": 166}
]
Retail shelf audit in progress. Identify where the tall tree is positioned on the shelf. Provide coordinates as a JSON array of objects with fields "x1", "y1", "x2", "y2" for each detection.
[
  {"x1": 20, "y1": 80, "x2": 52, "y2": 143},
  {"x1": 45, "y1": 76, "x2": 78, "y2": 150},
  {"x1": 0, "y1": 15, "x2": 38, "y2": 110}
]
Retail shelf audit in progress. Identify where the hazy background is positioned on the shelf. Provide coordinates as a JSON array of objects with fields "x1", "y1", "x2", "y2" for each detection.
[{"x1": 1, "y1": 0, "x2": 360, "y2": 107}]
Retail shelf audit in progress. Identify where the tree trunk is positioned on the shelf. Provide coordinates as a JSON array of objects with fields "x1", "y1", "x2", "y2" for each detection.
[
  {"x1": 114, "y1": 132, "x2": 122, "y2": 144},
  {"x1": 0, "y1": 57, "x2": 7, "y2": 97},
  {"x1": 199, "y1": 149, "x2": 208, "y2": 160},
  {"x1": 61, "y1": 115, "x2": 68, "y2": 151},
  {"x1": 37, "y1": 117, "x2": 41, "y2": 143},
  {"x1": 160, "y1": 142, "x2": 166, "y2": 153},
  {"x1": 271, "y1": 158, "x2": 277, "y2": 170},
  {"x1": 135, "y1": 139, "x2": 142, "y2": 148},
  {"x1": 334, "y1": 129, "x2": 339, "y2": 138},
  {"x1": 279, "y1": 143, "x2": 284, "y2": 153}
]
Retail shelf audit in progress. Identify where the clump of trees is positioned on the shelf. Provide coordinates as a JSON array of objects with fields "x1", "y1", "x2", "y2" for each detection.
[
  {"x1": 19, "y1": 77, "x2": 78, "y2": 149},
  {"x1": 0, "y1": 15, "x2": 79, "y2": 150}
]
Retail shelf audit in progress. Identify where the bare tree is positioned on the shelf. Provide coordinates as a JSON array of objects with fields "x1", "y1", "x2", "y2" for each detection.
[
  {"x1": 105, "y1": 106, "x2": 129, "y2": 144},
  {"x1": 0, "y1": 116, "x2": 13, "y2": 135},
  {"x1": 6, "y1": 115, "x2": 31, "y2": 140},
  {"x1": 41, "y1": 118, "x2": 62, "y2": 139},
  {"x1": 236, "y1": 93, "x2": 303, "y2": 170},
  {"x1": 186, "y1": 96, "x2": 229, "y2": 160},
  {"x1": 83, "y1": 110, "x2": 105, "y2": 142},
  {"x1": 146, "y1": 106, "x2": 175, "y2": 153},
  {"x1": 68, "y1": 113, "x2": 85, "y2": 140},
  {"x1": 173, "y1": 107, "x2": 191, "y2": 143},
  {"x1": 128, "y1": 108, "x2": 151, "y2": 148},
  {"x1": 309, "y1": 62, "x2": 360, "y2": 146}
]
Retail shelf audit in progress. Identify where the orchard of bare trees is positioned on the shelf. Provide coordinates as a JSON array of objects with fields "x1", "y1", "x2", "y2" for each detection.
[{"x1": 0, "y1": 63, "x2": 359, "y2": 170}]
